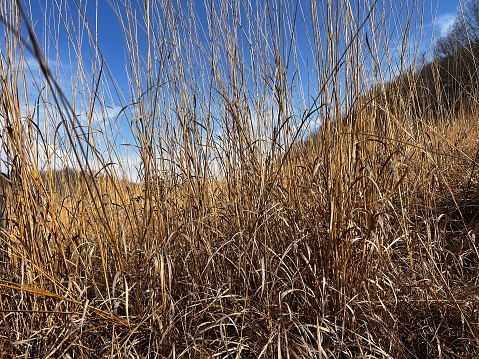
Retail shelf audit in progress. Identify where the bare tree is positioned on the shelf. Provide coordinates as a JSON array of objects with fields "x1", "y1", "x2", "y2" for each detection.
[{"x1": 436, "y1": 0, "x2": 479, "y2": 58}]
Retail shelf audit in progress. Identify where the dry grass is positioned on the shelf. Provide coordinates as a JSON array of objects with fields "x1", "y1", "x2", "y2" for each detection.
[{"x1": 0, "y1": 0, "x2": 479, "y2": 358}]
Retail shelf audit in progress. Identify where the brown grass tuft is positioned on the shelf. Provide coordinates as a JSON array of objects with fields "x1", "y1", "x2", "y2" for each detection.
[{"x1": 0, "y1": 0, "x2": 479, "y2": 357}]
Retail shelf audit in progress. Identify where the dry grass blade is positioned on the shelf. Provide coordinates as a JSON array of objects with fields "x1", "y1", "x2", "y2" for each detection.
[{"x1": 0, "y1": 0, "x2": 478, "y2": 357}]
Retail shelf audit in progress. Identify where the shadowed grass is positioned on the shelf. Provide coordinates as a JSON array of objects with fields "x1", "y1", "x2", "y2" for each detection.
[{"x1": 0, "y1": 0, "x2": 478, "y2": 358}]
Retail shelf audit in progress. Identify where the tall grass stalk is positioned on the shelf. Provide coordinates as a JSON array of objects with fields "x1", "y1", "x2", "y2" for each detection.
[{"x1": 0, "y1": 0, "x2": 478, "y2": 357}]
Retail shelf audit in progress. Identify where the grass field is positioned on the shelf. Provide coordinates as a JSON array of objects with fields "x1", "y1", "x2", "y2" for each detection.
[{"x1": 0, "y1": 0, "x2": 479, "y2": 357}]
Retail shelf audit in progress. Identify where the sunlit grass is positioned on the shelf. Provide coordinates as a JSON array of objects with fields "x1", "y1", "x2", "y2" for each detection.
[{"x1": 0, "y1": 0, "x2": 478, "y2": 357}]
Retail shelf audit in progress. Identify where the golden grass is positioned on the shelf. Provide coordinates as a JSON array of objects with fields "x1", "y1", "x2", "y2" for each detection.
[{"x1": 0, "y1": 0, "x2": 479, "y2": 357}]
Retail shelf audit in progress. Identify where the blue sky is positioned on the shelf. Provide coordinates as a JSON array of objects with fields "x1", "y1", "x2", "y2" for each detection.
[
  {"x1": 90, "y1": 0, "x2": 457, "y2": 72},
  {"x1": 2, "y1": 0, "x2": 464, "y2": 180},
  {"x1": 83, "y1": 0, "x2": 459, "y2": 83},
  {"x1": 433, "y1": 1, "x2": 459, "y2": 34},
  {"x1": 20, "y1": 0, "x2": 461, "y2": 100}
]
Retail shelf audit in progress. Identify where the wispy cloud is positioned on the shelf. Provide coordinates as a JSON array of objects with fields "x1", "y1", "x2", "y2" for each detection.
[{"x1": 435, "y1": 11, "x2": 457, "y2": 35}]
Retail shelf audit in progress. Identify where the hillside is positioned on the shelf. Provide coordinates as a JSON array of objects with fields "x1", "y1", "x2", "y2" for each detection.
[{"x1": 0, "y1": 0, "x2": 479, "y2": 358}]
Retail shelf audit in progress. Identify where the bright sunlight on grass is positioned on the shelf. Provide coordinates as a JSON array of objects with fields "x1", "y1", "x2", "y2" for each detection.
[{"x1": 0, "y1": 0, "x2": 479, "y2": 357}]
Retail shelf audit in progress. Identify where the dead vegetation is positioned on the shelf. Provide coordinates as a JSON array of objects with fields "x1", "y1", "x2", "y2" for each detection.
[{"x1": 0, "y1": 0, "x2": 478, "y2": 357}]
